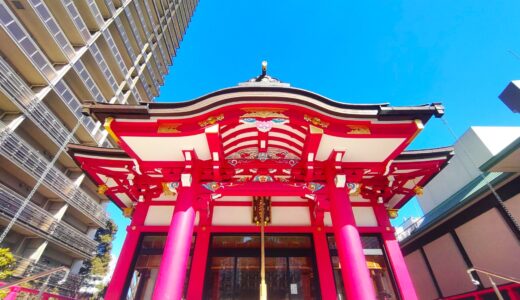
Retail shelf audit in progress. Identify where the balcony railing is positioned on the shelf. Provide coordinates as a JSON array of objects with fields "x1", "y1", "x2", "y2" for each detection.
[
  {"x1": 11, "y1": 255, "x2": 88, "y2": 298},
  {"x1": 89, "y1": 43, "x2": 126, "y2": 104},
  {"x1": 62, "y1": 0, "x2": 91, "y2": 43},
  {"x1": 0, "y1": 3, "x2": 56, "y2": 80},
  {"x1": 0, "y1": 184, "x2": 98, "y2": 257},
  {"x1": 71, "y1": 60, "x2": 105, "y2": 103},
  {"x1": 0, "y1": 131, "x2": 108, "y2": 226},
  {"x1": 0, "y1": 57, "x2": 80, "y2": 147},
  {"x1": 52, "y1": 81, "x2": 101, "y2": 140},
  {"x1": 85, "y1": 0, "x2": 105, "y2": 28},
  {"x1": 26, "y1": 0, "x2": 76, "y2": 60},
  {"x1": 102, "y1": 30, "x2": 129, "y2": 74}
]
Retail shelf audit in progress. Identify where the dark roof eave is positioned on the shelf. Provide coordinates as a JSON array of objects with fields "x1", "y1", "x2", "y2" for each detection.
[
  {"x1": 396, "y1": 146, "x2": 454, "y2": 161},
  {"x1": 82, "y1": 86, "x2": 444, "y2": 124}
]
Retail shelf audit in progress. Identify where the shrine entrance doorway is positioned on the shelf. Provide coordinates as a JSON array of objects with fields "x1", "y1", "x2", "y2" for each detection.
[{"x1": 202, "y1": 235, "x2": 321, "y2": 300}]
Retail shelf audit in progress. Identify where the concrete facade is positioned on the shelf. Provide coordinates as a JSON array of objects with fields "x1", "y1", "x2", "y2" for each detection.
[
  {"x1": 0, "y1": 0, "x2": 197, "y2": 294},
  {"x1": 400, "y1": 127, "x2": 520, "y2": 299}
]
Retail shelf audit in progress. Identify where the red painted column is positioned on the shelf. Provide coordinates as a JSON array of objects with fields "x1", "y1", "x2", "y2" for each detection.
[
  {"x1": 152, "y1": 186, "x2": 196, "y2": 300},
  {"x1": 329, "y1": 179, "x2": 377, "y2": 300},
  {"x1": 374, "y1": 204, "x2": 418, "y2": 300},
  {"x1": 105, "y1": 202, "x2": 149, "y2": 300},
  {"x1": 186, "y1": 226, "x2": 211, "y2": 300},
  {"x1": 313, "y1": 228, "x2": 337, "y2": 300},
  {"x1": 4, "y1": 286, "x2": 21, "y2": 300}
]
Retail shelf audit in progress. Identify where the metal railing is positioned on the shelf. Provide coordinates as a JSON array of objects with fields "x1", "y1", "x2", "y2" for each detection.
[
  {"x1": 0, "y1": 56, "x2": 80, "y2": 147},
  {"x1": 72, "y1": 60, "x2": 105, "y2": 103},
  {"x1": 0, "y1": 183, "x2": 98, "y2": 256},
  {"x1": 0, "y1": 3, "x2": 56, "y2": 80},
  {"x1": 9, "y1": 255, "x2": 87, "y2": 298},
  {"x1": 26, "y1": 0, "x2": 76, "y2": 60},
  {"x1": 395, "y1": 216, "x2": 425, "y2": 241},
  {"x1": 62, "y1": 0, "x2": 91, "y2": 43},
  {"x1": 53, "y1": 80, "x2": 100, "y2": 139},
  {"x1": 0, "y1": 131, "x2": 108, "y2": 226}
]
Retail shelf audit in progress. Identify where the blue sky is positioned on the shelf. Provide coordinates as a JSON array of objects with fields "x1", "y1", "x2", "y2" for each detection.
[{"x1": 108, "y1": 0, "x2": 520, "y2": 256}]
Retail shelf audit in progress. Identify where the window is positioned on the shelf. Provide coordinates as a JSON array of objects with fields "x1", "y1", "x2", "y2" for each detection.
[{"x1": 327, "y1": 235, "x2": 398, "y2": 300}]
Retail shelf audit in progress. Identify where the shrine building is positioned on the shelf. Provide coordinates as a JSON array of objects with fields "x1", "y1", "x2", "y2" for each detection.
[{"x1": 68, "y1": 68, "x2": 454, "y2": 300}]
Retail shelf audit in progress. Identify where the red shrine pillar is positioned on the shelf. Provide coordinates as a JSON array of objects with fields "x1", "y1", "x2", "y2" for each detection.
[
  {"x1": 374, "y1": 204, "x2": 418, "y2": 300},
  {"x1": 313, "y1": 228, "x2": 338, "y2": 300},
  {"x1": 152, "y1": 185, "x2": 197, "y2": 300},
  {"x1": 329, "y1": 174, "x2": 377, "y2": 300},
  {"x1": 186, "y1": 226, "x2": 211, "y2": 300},
  {"x1": 105, "y1": 202, "x2": 149, "y2": 299}
]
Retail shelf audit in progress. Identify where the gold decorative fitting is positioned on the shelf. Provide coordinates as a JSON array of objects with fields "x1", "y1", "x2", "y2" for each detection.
[
  {"x1": 252, "y1": 196, "x2": 271, "y2": 226},
  {"x1": 240, "y1": 109, "x2": 288, "y2": 119},
  {"x1": 347, "y1": 125, "x2": 371, "y2": 134},
  {"x1": 157, "y1": 123, "x2": 181, "y2": 133},
  {"x1": 162, "y1": 182, "x2": 179, "y2": 196},
  {"x1": 97, "y1": 184, "x2": 108, "y2": 195},
  {"x1": 407, "y1": 119, "x2": 424, "y2": 143},
  {"x1": 123, "y1": 207, "x2": 134, "y2": 218},
  {"x1": 103, "y1": 117, "x2": 120, "y2": 143},
  {"x1": 198, "y1": 114, "x2": 224, "y2": 127},
  {"x1": 304, "y1": 114, "x2": 329, "y2": 128},
  {"x1": 414, "y1": 186, "x2": 424, "y2": 196},
  {"x1": 387, "y1": 209, "x2": 399, "y2": 219}
]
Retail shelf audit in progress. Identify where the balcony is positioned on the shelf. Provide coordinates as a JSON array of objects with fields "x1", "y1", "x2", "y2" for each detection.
[
  {"x1": 0, "y1": 2, "x2": 55, "y2": 83},
  {"x1": 52, "y1": 80, "x2": 103, "y2": 143},
  {"x1": 11, "y1": 254, "x2": 88, "y2": 298},
  {"x1": 0, "y1": 130, "x2": 108, "y2": 227},
  {"x1": 0, "y1": 183, "x2": 98, "y2": 258},
  {"x1": 0, "y1": 57, "x2": 79, "y2": 148}
]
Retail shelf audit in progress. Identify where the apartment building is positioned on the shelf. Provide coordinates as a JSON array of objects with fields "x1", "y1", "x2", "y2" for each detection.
[
  {"x1": 399, "y1": 127, "x2": 520, "y2": 299},
  {"x1": 0, "y1": 0, "x2": 198, "y2": 293}
]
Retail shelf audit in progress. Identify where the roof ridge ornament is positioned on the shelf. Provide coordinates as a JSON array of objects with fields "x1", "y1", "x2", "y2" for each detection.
[{"x1": 238, "y1": 61, "x2": 291, "y2": 87}]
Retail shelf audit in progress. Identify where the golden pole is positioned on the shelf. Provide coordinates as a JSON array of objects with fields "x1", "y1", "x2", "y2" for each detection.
[{"x1": 259, "y1": 197, "x2": 267, "y2": 300}]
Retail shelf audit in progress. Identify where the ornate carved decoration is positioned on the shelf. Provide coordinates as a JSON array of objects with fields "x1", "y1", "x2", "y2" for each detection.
[
  {"x1": 347, "y1": 182, "x2": 362, "y2": 196},
  {"x1": 414, "y1": 186, "x2": 424, "y2": 196},
  {"x1": 162, "y1": 182, "x2": 179, "y2": 196},
  {"x1": 158, "y1": 123, "x2": 181, "y2": 133},
  {"x1": 387, "y1": 208, "x2": 399, "y2": 219},
  {"x1": 202, "y1": 181, "x2": 221, "y2": 192},
  {"x1": 305, "y1": 182, "x2": 324, "y2": 192},
  {"x1": 304, "y1": 114, "x2": 329, "y2": 128},
  {"x1": 253, "y1": 175, "x2": 274, "y2": 183},
  {"x1": 240, "y1": 108, "x2": 288, "y2": 119},
  {"x1": 103, "y1": 117, "x2": 120, "y2": 143},
  {"x1": 198, "y1": 114, "x2": 224, "y2": 127},
  {"x1": 97, "y1": 184, "x2": 108, "y2": 195},
  {"x1": 252, "y1": 196, "x2": 271, "y2": 225},
  {"x1": 347, "y1": 125, "x2": 371, "y2": 135},
  {"x1": 123, "y1": 207, "x2": 134, "y2": 218}
]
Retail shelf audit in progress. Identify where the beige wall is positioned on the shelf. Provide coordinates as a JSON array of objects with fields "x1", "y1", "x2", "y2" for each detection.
[
  {"x1": 423, "y1": 234, "x2": 476, "y2": 297},
  {"x1": 505, "y1": 193, "x2": 520, "y2": 222},
  {"x1": 456, "y1": 208, "x2": 520, "y2": 287},
  {"x1": 404, "y1": 250, "x2": 439, "y2": 300}
]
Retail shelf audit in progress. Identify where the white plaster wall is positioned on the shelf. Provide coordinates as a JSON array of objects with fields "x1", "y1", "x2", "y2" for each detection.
[
  {"x1": 270, "y1": 207, "x2": 311, "y2": 225},
  {"x1": 419, "y1": 127, "x2": 520, "y2": 214},
  {"x1": 144, "y1": 206, "x2": 175, "y2": 226},
  {"x1": 323, "y1": 207, "x2": 378, "y2": 227},
  {"x1": 212, "y1": 206, "x2": 252, "y2": 225}
]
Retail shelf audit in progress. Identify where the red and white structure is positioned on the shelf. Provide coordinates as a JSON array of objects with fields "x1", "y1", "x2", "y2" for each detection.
[{"x1": 68, "y1": 73, "x2": 453, "y2": 300}]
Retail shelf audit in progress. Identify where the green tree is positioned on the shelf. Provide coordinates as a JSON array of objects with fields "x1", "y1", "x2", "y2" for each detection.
[
  {"x1": 0, "y1": 248, "x2": 15, "y2": 280},
  {"x1": 0, "y1": 248, "x2": 16, "y2": 299},
  {"x1": 79, "y1": 220, "x2": 117, "y2": 298}
]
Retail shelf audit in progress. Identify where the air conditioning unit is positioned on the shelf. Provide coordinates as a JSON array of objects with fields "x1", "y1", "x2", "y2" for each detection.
[{"x1": 499, "y1": 80, "x2": 520, "y2": 113}]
